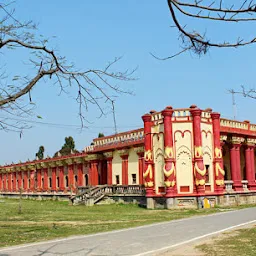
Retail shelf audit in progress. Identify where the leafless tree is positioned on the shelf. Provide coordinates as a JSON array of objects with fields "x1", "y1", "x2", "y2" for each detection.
[
  {"x1": 156, "y1": 1, "x2": 256, "y2": 99},
  {"x1": 0, "y1": 2, "x2": 136, "y2": 134}
]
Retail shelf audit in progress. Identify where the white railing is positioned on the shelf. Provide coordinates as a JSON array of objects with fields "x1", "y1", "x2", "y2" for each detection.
[
  {"x1": 93, "y1": 130, "x2": 144, "y2": 148},
  {"x1": 242, "y1": 180, "x2": 248, "y2": 191},
  {"x1": 224, "y1": 180, "x2": 233, "y2": 192}
]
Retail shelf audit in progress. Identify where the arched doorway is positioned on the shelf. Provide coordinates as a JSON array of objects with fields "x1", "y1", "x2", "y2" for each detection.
[{"x1": 85, "y1": 174, "x2": 89, "y2": 186}]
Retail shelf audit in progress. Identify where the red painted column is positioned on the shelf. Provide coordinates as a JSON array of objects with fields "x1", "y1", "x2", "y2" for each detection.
[
  {"x1": 23, "y1": 171, "x2": 28, "y2": 191},
  {"x1": 89, "y1": 161, "x2": 98, "y2": 186},
  {"x1": 37, "y1": 170, "x2": 42, "y2": 191},
  {"x1": 190, "y1": 106, "x2": 205, "y2": 194},
  {"x1": 8, "y1": 173, "x2": 12, "y2": 191},
  {"x1": 3, "y1": 174, "x2": 7, "y2": 191},
  {"x1": 142, "y1": 114, "x2": 154, "y2": 197},
  {"x1": 43, "y1": 168, "x2": 48, "y2": 191},
  {"x1": 77, "y1": 164, "x2": 83, "y2": 186},
  {"x1": 29, "y1": 170, "x2": 35, "y2": 192},
  {"x1": 106, "y1": 158, "x2": 113, "y2": 185},
  {"x1": 52, "y1": 167, "x2": 57, "y2": 191},
  {"x1": 68, "y1": 165, "x2": 74, "y2": 189},
  {"x1": 211, "y1": 112, "x2": 225, "y2": 193},
  {"x1": 18, "y1": 172, "x2": 22, "y2": 190},
  {"x1": 13, "y1": 172, "x2": 17, "y2": 192},
  {"x1": 137, "y1": 153, "x2": 144, "y2": 185},
  {"x1": 245, "y1": 144, "x2": 256, "y2": 190},
  {"x1": 230, "y1": 142, "x2": 243, "y2": 191},
  {"x1": 121, "y1": 155, "x2": 129, "y2": 185},
  {"x1": 162, "y1": 106, "x2": 176, "y2": 196},
  {"x1": 59, "y1": 166, "x2": 65, "y2": 191},
  {"x1": 0, "y1": 174, "x2": 2, "y2": 191}
]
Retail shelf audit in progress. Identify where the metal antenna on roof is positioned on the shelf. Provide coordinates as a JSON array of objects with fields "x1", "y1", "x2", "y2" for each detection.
[
  {"x1": 230, "y1": 89, "x2": 237, "y2": 120},
  {"x1": 111, "y1": 100, "x2": 118, "y2": 134}
]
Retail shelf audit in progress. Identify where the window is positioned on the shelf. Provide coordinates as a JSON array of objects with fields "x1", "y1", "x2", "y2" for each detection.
[
  {"x1": 205, "y1": 165, "x2": 210, "y2": 183},
  {"x1": 132, "y1": 174, "x2": 136, "y2": 184},
  {"x1": 57, "y1": 177, "x2": 60, "y2": 188},
  {"x1": 116, "y1": 175, "x2": 120, "y2": 185},
  {"x1": 75, "y1": 175, "x2": 78, "y2": 184},
  {"x1": 49, "y1": 177, "x2": 52, "y2": 188}
]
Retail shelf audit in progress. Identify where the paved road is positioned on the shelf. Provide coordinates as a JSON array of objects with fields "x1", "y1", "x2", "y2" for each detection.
[{"x1": 0, "y1": 207, "x2": 256, "y2": 256}]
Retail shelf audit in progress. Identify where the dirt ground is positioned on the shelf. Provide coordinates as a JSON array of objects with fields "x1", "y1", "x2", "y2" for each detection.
[{"x1": 158, "y1": 223, "x2": 255, "y2": 256}]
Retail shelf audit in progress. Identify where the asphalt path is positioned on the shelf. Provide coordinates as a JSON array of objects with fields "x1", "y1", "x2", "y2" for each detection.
[{"x1": 0, "y1": 207, "x2": 256, "y2": 256}]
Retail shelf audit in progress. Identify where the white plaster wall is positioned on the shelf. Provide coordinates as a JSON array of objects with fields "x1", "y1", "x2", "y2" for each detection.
[
  {"x1": 128, "y1": 148, "x2": 139, "y2": 185},
  {"x1": 152, "y1": 131, "x2": 164, "y2": 194},
  {"x1": 112, "y1": 150, "x2": 122, "y2": 185},
  {"x1": 201, "y1": 123, "x2": 214, "y2": 191},
  {"x1": 173, "y1": 122, "x2": 193, "y2": 193}
]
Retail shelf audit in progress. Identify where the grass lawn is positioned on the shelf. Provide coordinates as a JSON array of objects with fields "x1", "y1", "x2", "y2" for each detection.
[
  {"x1": 0, "y1": 199, "x2": 254, "y2": 248},
  {"x1": 196, "y1": 226, "x2": 256, "y2": 256}
]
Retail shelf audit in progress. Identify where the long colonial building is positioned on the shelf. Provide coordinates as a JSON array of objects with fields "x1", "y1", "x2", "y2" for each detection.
[{"x1": 1, "y1": 105, "x2": 256, "y2": 208}]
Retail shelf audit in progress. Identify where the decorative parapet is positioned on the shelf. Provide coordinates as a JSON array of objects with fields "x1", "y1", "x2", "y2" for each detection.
[
  {"x1": 246, "y1": 138, "x2": 256, "y2": 145},
  {"x1": 73, "y1": 157, "x2": 84, "y2": 164},
  {"x1": 134, "y1": 146, "x2": 144, "y2": 154},
  {"x1": 40, "y1": 162, "x2": 49, "y2": 168},
  {"x1": 220, "y1": 119, "x2": 249, "y2": 130},
  {"x1": 220, "y1": 135, "x2": 228, "y2": 142},
  {"x1": 85, "y1": 154, "x2": 102, "y2": 162},
  {"x1": 64, "y1": 158, "x2": 73, "y2": 165},
  {"x1": 84, "y1": 145, "x2": 94, "y2": 153},
  {"x1": 91, "y1": 129, "x2": 144, "y2": 150},
  {"x1": 118, "y1": 149, "x2": 129, "y2": 157},
  {"x1": 27, "y1": 164, "x2": 36, "y2": 171},
  {"x1": 55, "y1": 160, "x2": 64, "y2": 167},
  {"x1": 103, "y1": 152, "x2": 113, "y2": 159},
  {"x1": 231, "y1": 136, "x2": 245, "y2": 144}
]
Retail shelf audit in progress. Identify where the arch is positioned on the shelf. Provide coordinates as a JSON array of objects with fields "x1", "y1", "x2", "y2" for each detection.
[
  {"x1": 176, "y1": 145, "x2": 193, "y2": 193},
  {"x1": 85, "y1": 174, "x2": 89, "y2": 186},
  {"x1": 176, "y1": 145, "x2": 192, "y2": 160},
  {"x1": 57, "y1": 177, "x2": 60, "y2": 188},
  {"x1": 49, "y1": 177, "x2": 52, "y2": 188},
  {"x1": 65, "y1": 176, "x2": 68, "y2": 187}
]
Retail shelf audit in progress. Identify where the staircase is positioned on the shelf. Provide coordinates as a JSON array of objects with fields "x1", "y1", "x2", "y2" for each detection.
[
  {"x1": 70, "y1": 185, "x2": 146, "y2": 206},
  {"x1": 70, "y1": 185, "x2": 108, "y2": 206}
]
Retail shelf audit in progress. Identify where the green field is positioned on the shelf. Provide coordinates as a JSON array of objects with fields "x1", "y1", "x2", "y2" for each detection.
[
  {"x1": 0, "y1": 199, "x2": 253, "y2": 248},
  {"x1": 197, "y1": 226, "x2": 256, "y2": 256}
]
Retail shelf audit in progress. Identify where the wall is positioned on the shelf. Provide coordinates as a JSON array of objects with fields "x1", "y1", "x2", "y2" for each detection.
[
  {"x1": 152, "y1": 123, "x2": 164, "y2": 194},
  {"x1": 201, "y1": 123, "x2": 214, "y2": 191},
  {"x1": 112, "y1": 150, "x2": 122, "y2": 185},
  {"x1": 173, "y1": 122, "x2": 193, "y2": 193},
  {"x1": 128, "y1": 148, "x2": 139, "y2": 185}
]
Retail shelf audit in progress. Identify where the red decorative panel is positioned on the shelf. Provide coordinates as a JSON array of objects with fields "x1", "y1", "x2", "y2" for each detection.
[
  {"x1": 158, "y1": 187, "x2": 165, "y2": 193},
  {"x1": 205, "y1": 185, "x2": 211, "y2": 192},
  {"x1": 180, "y1": 186, "x2": 190, "y2": 192}
]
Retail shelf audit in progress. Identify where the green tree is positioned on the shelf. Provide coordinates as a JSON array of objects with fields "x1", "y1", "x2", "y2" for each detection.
[
  {"x1": 36, "y1": 146, "x2": 45, "y2": 160},
  {"x1": 0, "y1": 2, "x2": 134, "y2": 133},
  {"x1": 54, "y1": 136, "x2": 79, "y2": 157},
  {"x1": 98, "y1": 133, "x2": 105, "y2": 138}
]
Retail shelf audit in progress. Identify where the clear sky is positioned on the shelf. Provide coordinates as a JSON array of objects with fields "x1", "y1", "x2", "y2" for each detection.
[{"x1": 1, "y1": 1, "x2": 255, "y2": 164}]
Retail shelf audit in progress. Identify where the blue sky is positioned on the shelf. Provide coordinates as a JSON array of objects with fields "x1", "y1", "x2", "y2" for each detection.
[{"x1": 1, "y1": 1, "x2": 255, "y2": 164}]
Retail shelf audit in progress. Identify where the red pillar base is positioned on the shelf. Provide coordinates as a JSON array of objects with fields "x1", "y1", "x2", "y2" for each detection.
[
  {"x1": 248, "y1": 182, "x2": 256, "y2": 191},
  {"x1": 215, "y1": 186, "x2": 224, "y2": 194},
  {"x1": 146, "y1": 188, "x2": 154, "y2": 197},
  {"x1": 196, "y1": 185, "x2": 205, "y2": 194},
  {"x1": 233, "y1": 181, "x2": 243, "y2": 191},
  {"x1": 165, "y1": 187, "x2": 177, "y2": 197}
]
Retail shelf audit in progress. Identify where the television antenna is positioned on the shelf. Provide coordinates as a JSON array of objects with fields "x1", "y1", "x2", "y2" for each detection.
[{"x1": 230, "y1": 89, "x2": 237, "y2": 120}]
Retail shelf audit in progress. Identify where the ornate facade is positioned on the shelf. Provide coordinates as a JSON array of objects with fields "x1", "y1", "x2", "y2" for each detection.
[{"x1": 1, "y1": 105, "x2": 256, "y2": 208}]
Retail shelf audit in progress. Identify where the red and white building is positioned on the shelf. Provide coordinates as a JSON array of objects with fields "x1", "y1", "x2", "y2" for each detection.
[{"x1": 1, "y1": 105, "x2": 256, "y2": 208}]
